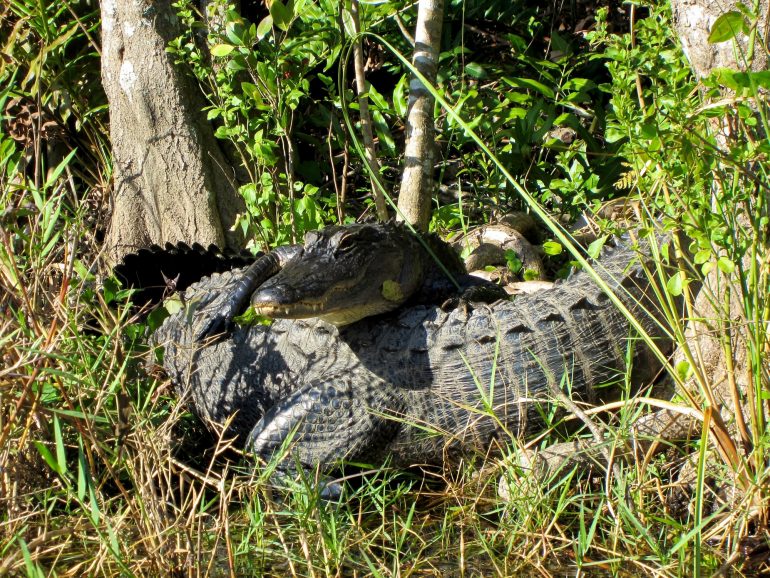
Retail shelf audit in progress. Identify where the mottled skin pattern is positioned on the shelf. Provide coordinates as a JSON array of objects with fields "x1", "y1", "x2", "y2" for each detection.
[{"x1": 153, "y1": 235, "x2": 672, "y2": 470}]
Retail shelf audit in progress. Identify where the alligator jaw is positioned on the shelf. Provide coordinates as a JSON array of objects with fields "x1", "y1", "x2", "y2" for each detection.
[
  {"x1": 252, "y1": 302, "x2": 391, "y2": 326},
  {"x1": 250, "y1": 301, "x2": 325, "y2": 318},
  {"x1": 251, "y1": 283, "x2": 402, "y2": 326},
  {"x1": 250, "y1": 263, "x2": 372, "y2": 325}
]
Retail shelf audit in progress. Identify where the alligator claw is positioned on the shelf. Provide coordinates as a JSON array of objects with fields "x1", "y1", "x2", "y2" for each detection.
[
  {"x1": 270, "y1": 467, "x2": 342, "y2": 502},
  {"x1": 193, "y1": 304, "x2": 237, "y2": 342}
]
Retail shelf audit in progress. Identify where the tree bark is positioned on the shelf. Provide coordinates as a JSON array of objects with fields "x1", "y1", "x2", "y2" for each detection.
[
  {"x1": 100, "y1": 0, "x2": 245, "y2": 264},
  {"x1": 349, "y1": 0, "x2": 389, "y2": 222},
  {"x1": 397, "y1": 0, "x2": 444, "y2": 232},
  {"x1": 670, "y1": 0, "x2": 768, "y2": 78}
]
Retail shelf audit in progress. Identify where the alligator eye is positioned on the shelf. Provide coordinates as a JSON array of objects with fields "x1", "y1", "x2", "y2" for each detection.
[
  {"x1": 334, "y1": 224, "x2": 380, "y2": 255},
  {"x1": 335, "y1": 232, "x2": 360, "y2": 253}
]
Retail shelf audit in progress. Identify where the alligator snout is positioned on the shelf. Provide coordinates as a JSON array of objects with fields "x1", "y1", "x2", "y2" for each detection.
[{"x1": 251, "y1": 280, "x2": 301, "y2": 308}]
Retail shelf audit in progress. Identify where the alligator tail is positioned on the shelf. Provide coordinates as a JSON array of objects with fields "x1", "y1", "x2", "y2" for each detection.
[{"x1": 114, "y1": 242, "x2": 258, "y2": 309}]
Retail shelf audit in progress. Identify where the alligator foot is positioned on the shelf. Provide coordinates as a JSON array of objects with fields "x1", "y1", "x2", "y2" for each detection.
[
  {"x1": 440, "y1": 277, "x2": 510, "y2": 313},
  {"x1": 246, "y1": 372, "x2": 402, "y2": 471}
]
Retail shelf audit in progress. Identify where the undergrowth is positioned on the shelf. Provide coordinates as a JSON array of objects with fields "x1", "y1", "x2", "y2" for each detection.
[{"x1": 1, "y1": 0, "x2": 769, "y2": 575}]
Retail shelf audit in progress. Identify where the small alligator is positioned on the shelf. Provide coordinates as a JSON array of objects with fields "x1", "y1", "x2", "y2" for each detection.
[
  {"x1": 195, "y1": 222, "x2": 503, "y2": 338},
  {"x1": 151, "y1": 222, "x2": 673, "y2": 470}
]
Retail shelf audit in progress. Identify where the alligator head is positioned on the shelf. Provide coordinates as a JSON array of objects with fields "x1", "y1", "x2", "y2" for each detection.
[{"x1": 249, "y1": 223, "x2": 431, "y2": 326}]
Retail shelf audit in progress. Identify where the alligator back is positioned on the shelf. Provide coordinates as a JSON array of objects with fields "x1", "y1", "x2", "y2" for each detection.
[{"x1": 154, "y1": 236, "x2": 673, "y2": 468}]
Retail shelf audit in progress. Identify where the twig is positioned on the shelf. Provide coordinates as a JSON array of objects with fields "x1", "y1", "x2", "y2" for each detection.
[{"x1": 348, "y1": 0, "x2": 389, "y2": 221}]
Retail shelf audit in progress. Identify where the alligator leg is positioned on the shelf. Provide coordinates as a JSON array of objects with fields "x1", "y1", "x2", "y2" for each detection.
[
  {"x1": 457, "y1": 275, "x2": 510, "y2": 303},
  {"x1": 246, "y1": 371, "x2": 404, "y2": 471},
  {"x1": 436, "y1": 275, "x2": 510, "y2": 313},
  {"x1": 195, "y1": 244, "x2": 302, "y2": 341}
]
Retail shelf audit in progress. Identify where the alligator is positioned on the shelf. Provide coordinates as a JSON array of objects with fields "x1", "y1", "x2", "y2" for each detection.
[{"x1": 151, "y1": 222, "x2": 673, "y2": 471}]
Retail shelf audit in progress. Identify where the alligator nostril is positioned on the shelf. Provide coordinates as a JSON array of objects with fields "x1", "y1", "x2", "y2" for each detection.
[{"x1": 251, "y1": 281, "x2": 295, "y2": 306}]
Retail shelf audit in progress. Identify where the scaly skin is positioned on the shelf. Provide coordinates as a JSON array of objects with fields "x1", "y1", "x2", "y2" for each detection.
[{"x1": 153, "y1": 229, "x2": 672, "y2": 470}]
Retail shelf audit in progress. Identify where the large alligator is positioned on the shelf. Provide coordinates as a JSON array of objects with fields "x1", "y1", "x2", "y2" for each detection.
[{"x1": 151, "y1": 222, "x2": 673, "y2": 471}]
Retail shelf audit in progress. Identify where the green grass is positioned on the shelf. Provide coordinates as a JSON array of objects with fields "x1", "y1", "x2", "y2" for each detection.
[{"x1": 2, "y1": 0, "x2": 770, "y2": 575}]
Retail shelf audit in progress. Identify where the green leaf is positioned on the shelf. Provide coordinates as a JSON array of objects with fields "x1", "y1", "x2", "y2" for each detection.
[
  {"x1": 693, "y1": 249, "x2": 711, "y2": 265},
  {"x1": 366, "y1": 83, "x2": 388, "y2": 110},
  {"x1": 235, "y1": 307, "x2": 274, "y2": 326},
  {"x1": 666, "y1": 273, "x2": 683, "y2": 297},
  {"x1": 89, "y1": 481, "x2": 101, "y2": 524},
  {"x1": 640, "y1": 122, "x2": 658, "y2": 139},
  {"x1": 393, "y1": 75, "x2": 408, "y2": 117},
  {"x1": 503, "y1": 77, "x2": 555, "y2": 99},
  {"x1": 18, "y1": 538, "x2": 42, "y2": 578},
  {"x1": 77, "y1": 442, "x2": 87, "y2": 502},
  {"x1": 717, "y1": 256, "x2": 735, "y2": 274},
  {"x1": 53, "y1": 414, "x2": 67, "y2": 476},
  {"x1": 44, "y1": 148, "x2": 77, "y2": 189},
  {"x1": 148, "y1": 305, "x2": 172, "y2": 331},
  {"x1": 225, "y1": 21, "x2": 245, "y2": 45},
  {"x1": 505, "y1": 249, "x2": 523, "y2": 274},
  {"x1": 562, "y1": 77, "x2": 596, "y2": 93},
  {"x1": 465, "y1": 62, "x2": 486, "y2": 79},
  {"x1": 35, "y1": 441, "x2": 63, "y2": 475},
  {"x1": 270, "y1": 0, "x2": 292, "y2": 31},
  {"x1": 257, "y1": 15, "x2": 273, "y2": 39},
  {"x1": 542, "y1": 241, "x2": 563, "y2": 256},
  {"x1": 587, "y1": 236, "x2": 608, "y2": 259},
  {"x1": 708, "y1": 12, "x2": 746, "y2": 43},
  {"x1": 257, "y1": 61, "x2": 277, "y2": 93},
  {"x1": 675, "y1": 360, "x2": 692, "y2": 382},
  {"x1": 210, "y1": 44, "x2": 235, "y2": 57},
  {"x1": 724, "y1": 70, "x2": 770, "y2": 90},
  {"x1": 103, "y1": 276, "x2": 119, "y2": 305},
  {"x1": 232, "y1": 54, "x2": 250, "y2": 72},
  {"x1": 241, "y1": 81, "x2": 263, "y2": 105}
]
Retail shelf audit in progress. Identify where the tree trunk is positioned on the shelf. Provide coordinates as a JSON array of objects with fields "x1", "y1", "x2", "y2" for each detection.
[
  {"x1": 669, "y1": 0, "x2": 769, "y2": 447},
  {"x1": 100, "y1": 0, "x2": 245, "y2": 264},
  {"x1": 397, "y1": 0, "x2": 444, "y2": 232},
  {"x1": 670, "y1": 0, "x2": 768, "y2": 78}
]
